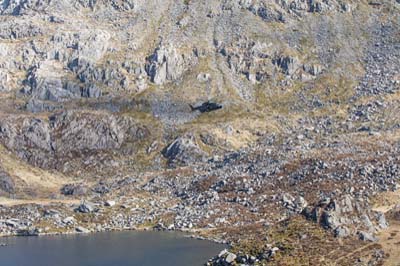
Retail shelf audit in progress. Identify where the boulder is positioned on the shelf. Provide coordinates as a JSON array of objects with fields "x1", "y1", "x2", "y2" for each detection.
[
  {"x1": 62, "y1": 217, "x2": 76, "y2": 225},
  {"x1": 334, "y1": 226, "x2": 350, "y2": 238},
  {"x1": 225, "y1": 252, "x2": 237, "y2": 264},
  {"x1": 5, "y1": 219, "x2": 20, "y2": 228},
  {"x1": 44, "y1": 209, "x2": 60, "y2": 217},
  {"x1": 76, "y1": 226, "x2": 90, "y2": 233},
  {"x1": 76, "y1": 202, "x2": 96, "y2": 213},
  {"x1": 93, "y1": 183, "x2": 111, "y2": 194},
  {"x1": 61, "y1": 184, "x2": 88, "y2": 196},
  {"x1": 321, "y1": 210, "x2": 341, "y2": 229},
  {"x1": 377, "y1": 213, "x2": 388, "y2": 229},
  {"x1": 358, "y1": 231, "x2": 378, "y2": 242},
  {"x1": 162, "y1": 134, "x2": 208, "y2": 166},
  {"x1": 104, "y1": 200, "x2": 116, "y2": 207}
]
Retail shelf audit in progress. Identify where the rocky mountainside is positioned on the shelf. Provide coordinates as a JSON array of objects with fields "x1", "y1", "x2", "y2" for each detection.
[{"x1": 0, "y1": 0, "x2": 399, "y2": 265}]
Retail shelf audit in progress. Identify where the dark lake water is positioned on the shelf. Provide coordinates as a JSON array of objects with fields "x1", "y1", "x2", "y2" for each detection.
[{"x1": 0, "y1": 231, "x2": 225, "y2": 266}]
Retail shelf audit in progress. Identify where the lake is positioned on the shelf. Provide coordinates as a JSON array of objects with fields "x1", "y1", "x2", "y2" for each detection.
[{"x1": 0, "y1": 231, "x2": 225, "y2": 266}]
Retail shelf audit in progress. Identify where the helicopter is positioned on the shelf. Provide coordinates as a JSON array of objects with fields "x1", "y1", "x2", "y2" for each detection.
[{"x1": 189, "y1": 101, "x2": 223, "y2": 113}]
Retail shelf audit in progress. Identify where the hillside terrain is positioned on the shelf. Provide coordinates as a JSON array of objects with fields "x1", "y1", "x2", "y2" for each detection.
[{"x1": 0, "y1": 0, "x2": 399, "y2": 265}]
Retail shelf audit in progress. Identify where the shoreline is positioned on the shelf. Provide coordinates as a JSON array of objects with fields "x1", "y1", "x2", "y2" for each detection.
[{"x1": 0, "y1": 224, "x2": 228, "y2": 245}]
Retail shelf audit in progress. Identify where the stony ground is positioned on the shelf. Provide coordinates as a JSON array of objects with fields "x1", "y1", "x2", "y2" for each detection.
[{"x1": 0, "y1": 0, "x2": 400, "y2": 265}]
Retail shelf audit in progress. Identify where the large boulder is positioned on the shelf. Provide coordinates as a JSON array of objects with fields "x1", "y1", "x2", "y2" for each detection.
[
  {"x1": 61, "y1": 183, "x2": 88, "y2": 196},
  {"x1": 75, "y1": 202, "x2": 96, "y2": 213},
  {"x1": 162, "y1": 134, "x2": 208, "y2": 166}
]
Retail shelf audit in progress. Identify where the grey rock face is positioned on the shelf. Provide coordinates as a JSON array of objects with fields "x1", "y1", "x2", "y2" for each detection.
[
  {"x1": 273, "y1": 55, "x2": 300, "y2": 76},
  {"x1": 24, "y1": 62, "x2": 78, "y2": 101},
  {"x1": 216, "y1": 38, "x2": 273, "y2": 84},
  {"x1": 76, "y1": 0, "x2": 141, "y2": 11},
  {"x1": 0, "y1": 167, "x2": 14, "y2": 194},
  {"x1": 0, "y1": 117, "x2": 53, "y2": 166},
  {"x1": 50, "y1": 30, "x2": 111, "y2": 64},
  {"x1": 289, "y1": 0, "x2": 339, "y2": 13},
  {"x1": 0, "y1": 0, "x2": 51, "y2": 15},
  {"x1": 146, "y1": 44, "x2": 198, "y2": 85},
  {"x1": 215, "y1": 249, "x2": 238, "y2": 265},
  {"x1": 23, "y1": 60, "x2": 102, "y2": 102},
  {"x1": 303, "y1": 193, "x2": 388, "y2": 241},
  {"x1": 0, "y1": 19, "x2": 43, "y2": 39},
  {"x1": 52, "y1": 111, "x2": 149, "y2": 154},
  {"x1": 0, "y1": 111, "x2": 150, "y2": 169}
]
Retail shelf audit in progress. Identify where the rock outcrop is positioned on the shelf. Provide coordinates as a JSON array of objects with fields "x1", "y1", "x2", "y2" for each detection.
[
  {"x1": 146, "y1": 44, "x2": 198, "y2": 85},
  {"x1": 0, "y1": 111, "x2": 150, "y2": 169}
]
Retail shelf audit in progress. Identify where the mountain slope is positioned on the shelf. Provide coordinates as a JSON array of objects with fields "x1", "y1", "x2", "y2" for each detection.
[{"x1": 0, "y1": 0, "x2": 399, "y2": 265}]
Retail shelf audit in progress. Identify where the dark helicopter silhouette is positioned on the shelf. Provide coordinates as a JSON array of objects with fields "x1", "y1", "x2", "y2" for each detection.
[{"x1": 189, "y1": 101, "x2": 223, "y2": 113}]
